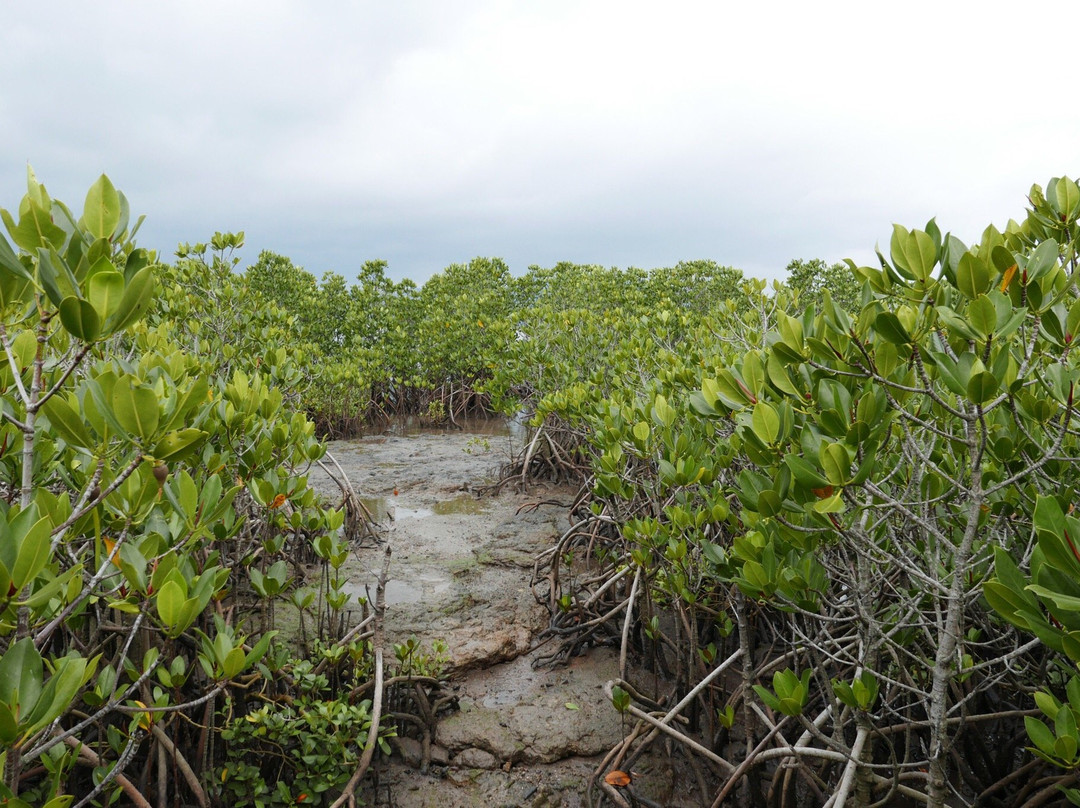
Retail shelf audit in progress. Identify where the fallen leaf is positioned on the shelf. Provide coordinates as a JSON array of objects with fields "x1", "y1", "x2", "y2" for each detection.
[{"x1": 605, "y1": 770, "x2": 632, "y2": 787}]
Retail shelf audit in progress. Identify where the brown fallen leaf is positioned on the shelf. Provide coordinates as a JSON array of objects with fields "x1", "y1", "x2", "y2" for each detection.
[{"x1": 605, "y1": 770, "x2": 632, "y2": 788}]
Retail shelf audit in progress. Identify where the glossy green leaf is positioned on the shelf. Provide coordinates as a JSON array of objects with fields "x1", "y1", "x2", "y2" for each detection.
[
  {"x1": 21, "y1": 655, "x2": 90, "y2": 738},
  {"x1": 0, "y1": 232, "x2": 33, "y2": 283},
  {"x1": 956, "y1": 253, "x2": 990, "y2": 298},
  {"x1": 873, "y1": 312, "x2": 911, "y2": 345},
  {"x1": 155, "y1": 580, "x2": 185, "y2": 629},
  {"x1": 58, "y1": 296, "x2": 100, "y2": 342},
  {"x1": 751, "y1": 401, "x2": 779, "y2": 444},
  {"x1": 11, "y1": 515, "x2": 51, "y2": 591},
  {"x1": 890, "y1": 225, "x2": 936, "y2": 282},
  {"x1": 820, "y1": 442, "x2": 850, "y2": 486},
  {"x1": 0, "y1": 638, "x2": 43, "y2": 718},
  {"x1": 83, "y1": 175, "x2": 121, "y2": 240},
  {"x1": 41, "y1": 396, "x2": 95, "y2": 449},
  {"x1": 111, "y1": 379, "x2": 159, "y2": 441},
  {"x1": 967, "y1": 295, "x2": 997, "y2": 337},
  {"x1": 153, "y1": 428, "x2": 208, "y2": 462},
  {"x1": 108, "y1": 266, "x2": 156, "y2": 332},
  {"x1": 784, "y1": 454, "x2": 830, "y2": 489},
  {"x1": 967, "y1": 371, "x2": 999, "y2": 404},
  {"x1": 87, "y1": 269, "x2": 124, "y2": 323}
]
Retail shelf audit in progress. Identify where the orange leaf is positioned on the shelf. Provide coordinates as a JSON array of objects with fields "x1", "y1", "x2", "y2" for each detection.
[
  {"x1": 133, "y1": 700, "x2": 152, "y2": 730},
  {"x1": 1000, "y1": 264, "x2": 1017, "y2": 293},
  {"x1": 605, "y1": 770, "x2": 632, "y2": 788},
  {"x1": 102, "y1": 537, "x2": 122, "y2": 569},
  {"x1": 269, "y1": 494, "x2": 287, "y2": 509}
]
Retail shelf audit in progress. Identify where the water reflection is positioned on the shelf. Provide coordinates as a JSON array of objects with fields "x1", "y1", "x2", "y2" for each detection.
[{"x1": 342, "y1": 571, "x2": 451, "y2": 605}]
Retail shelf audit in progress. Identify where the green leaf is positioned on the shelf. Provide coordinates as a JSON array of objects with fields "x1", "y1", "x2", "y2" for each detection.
[
  {"x1": 632, "y1": 421, "x2": 650, "y2": 443},
  {"x1": 934, "y1": 305, "x2": 978, "y2": 340},
  {"x1": 756, "y1": 489, "x2": 781, "y2": 518},
  {"x1": 890, "y1": 225, "x2": 936, "y2": 282},
  {"x1": 751, "y1": 402, "x2": 779, "y2": 444},
  {"x1": 766, "y1": 351, "x2": 799, "y2": 396},
  {"x1": 967, "y1": 371, "x2": 999, "y2": 404},
  {"x1": 820, "y1": 442, "x2": 850, "y2": 486},
  {"x1": 83, "y1": 175, "x2": 121, "y2": 240},
  {"x1": 873, "y1": 312, "x2": 911, "y2": 345},
  {"x1": 153, "y1": 429, "x2": 208, "y2": 462},
  {"x1": 155, "y1": 580, "x2": 185, "y2": 629},
  {"x1": 21, "y1": 565, "x2": 82, "y2": 609},
  {"x1": 123, "y1": 248, "x2": 151, "y2": 282},
  {"x1": 58, "y1": 296, "x2": 101, "y2": 342},
  {"x1": 1034, "y1": 495, "x2": 1067, "y2": 544},
  {"x1": 0, "y1": 638, "x2": 43, "y2": 719},
  {"x1": 222, "y1": 647, "x2": 246, "y2": 680},
  {"x1": 784, "y1": 454, "x2": 830, "y2": 490},
  {"x1": 244, "y1": 631, "x2": 277, "y2": 670},
  {"x1": 1026, "y1": 716, "x2": 1057, "y2": 757},
  {"x1": 651, "y1": 395, "x2": 676, "y2": 429},
  {"x1": 8, "y1": 201, "x2": 65, "y2": 252},
  {"x1": 11, "y1": 516, "x2": 51, "y2": 591},
  {"x1": 0, "y1": 702, "x2": 18, "y2": 744},
  {"x1": 87, "y1": 269, "x2": 124, "y2": 323},
  {"x1": 41, "y1": 396, "x2": 95, "y2": 449},
  {"x1": 1055, "y1": 177, "x2": 1080, "y2": 220},
  {"x1": 752, "y1": 685, "x2": 781, "y2": 712},
  {"x1": 967, "y1": 295, "x2": 997, "y2": 337},
  {"x1": 107, "y1": 266, "x2": 156, "y2": 333},
  {"x1": 929, "y1": 352, "x2": 967, "y2": 397},
  {"x1": 810, "y1": 492, "x2": 845, "y2": 514},
  {"x1": 700, "y1": 377, "x2": 721, "y2": 409},
  {"x1": 36, "y1": 248, "x2": 66, "y2": 308},
  {"x1": 1027, "y1": 239, "x2": 1059, "y2": 282},
  {"x1": 111, "y1": 379, "x2": 160, "y2": 441},
  {"x1": 956, "y1": 253, "x2": 990, "y2": 298},
  {"x1": 1035, "y1": 690, "x2": 1061, "y2": 720},
  {"x1": 21, "y1": 655, "x2": 89, "y2": 738},
  {"x1": 0, "y1": 232, "x2": 33, "y2": 283}
]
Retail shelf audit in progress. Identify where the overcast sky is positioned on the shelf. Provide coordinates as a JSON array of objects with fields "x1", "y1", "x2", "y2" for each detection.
[{"x1": 2, "y1": 2, "x2": 1079, "y2": 285}]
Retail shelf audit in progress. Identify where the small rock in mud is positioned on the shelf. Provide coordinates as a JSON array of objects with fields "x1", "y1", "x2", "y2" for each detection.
[{"x1": 453, "y1": 748, "x2": 499, "y2": 769}]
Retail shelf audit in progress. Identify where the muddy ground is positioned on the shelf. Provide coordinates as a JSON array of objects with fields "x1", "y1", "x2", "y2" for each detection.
[{"x1": 306, "y1": 422, "x2": 703, "y2": 808}]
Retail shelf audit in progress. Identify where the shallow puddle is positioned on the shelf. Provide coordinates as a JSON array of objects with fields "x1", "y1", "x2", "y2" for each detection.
[
  {"x1": 360, "y1": 497, "x2": 435, "y2": 521},
  {"x1": 360, "y1": 497, "x2": 390, "y2": 520},
  {"x1": 396, "y1": 506, "x2": 434, "y2": 520},
  {"x1": 433, "y1": 495, "x2": 488, "y2": 515},
  {"x1": 344, "y1": 571, "x2": 452, "y2": 606},
  {"x1": 386, "y1": 415, "x2": 528, "y2": 440}
]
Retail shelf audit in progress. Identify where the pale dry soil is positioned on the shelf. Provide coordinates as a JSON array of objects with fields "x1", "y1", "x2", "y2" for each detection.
[{"x1": 307, "y1": 423, "x2": 702, "y2": 808}]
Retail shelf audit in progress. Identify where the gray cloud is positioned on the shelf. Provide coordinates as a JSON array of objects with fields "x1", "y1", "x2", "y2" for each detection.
[{"x1": 3, "y1": 1, "x2": 1079, "y2": 285}]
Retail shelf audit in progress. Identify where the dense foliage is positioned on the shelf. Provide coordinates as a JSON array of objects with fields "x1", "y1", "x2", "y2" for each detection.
[
  {"x1": 485, "y1": 179, "x2": 1080, "y2": 807},
  {"x1": 6, "y1": 165, "x2": 1080, "y2": 807},
  {"x1": 0, "y1": 173, "x2": 447, "y2": 808}
]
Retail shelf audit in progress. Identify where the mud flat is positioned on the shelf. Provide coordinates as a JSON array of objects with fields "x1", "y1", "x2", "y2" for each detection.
[{"x1": 306, "y1": 424, "x2": 701, "y2": 807}]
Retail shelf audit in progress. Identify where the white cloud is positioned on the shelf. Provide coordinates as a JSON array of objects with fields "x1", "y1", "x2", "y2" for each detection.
[{"x1": 1, "y1": 1, "x2": 1079, "y2": 281}]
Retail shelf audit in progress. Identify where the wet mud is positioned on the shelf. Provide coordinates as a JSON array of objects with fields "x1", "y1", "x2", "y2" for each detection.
[{"x1": 305, "y1": 422, "x2": 699, "y2": 807}]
